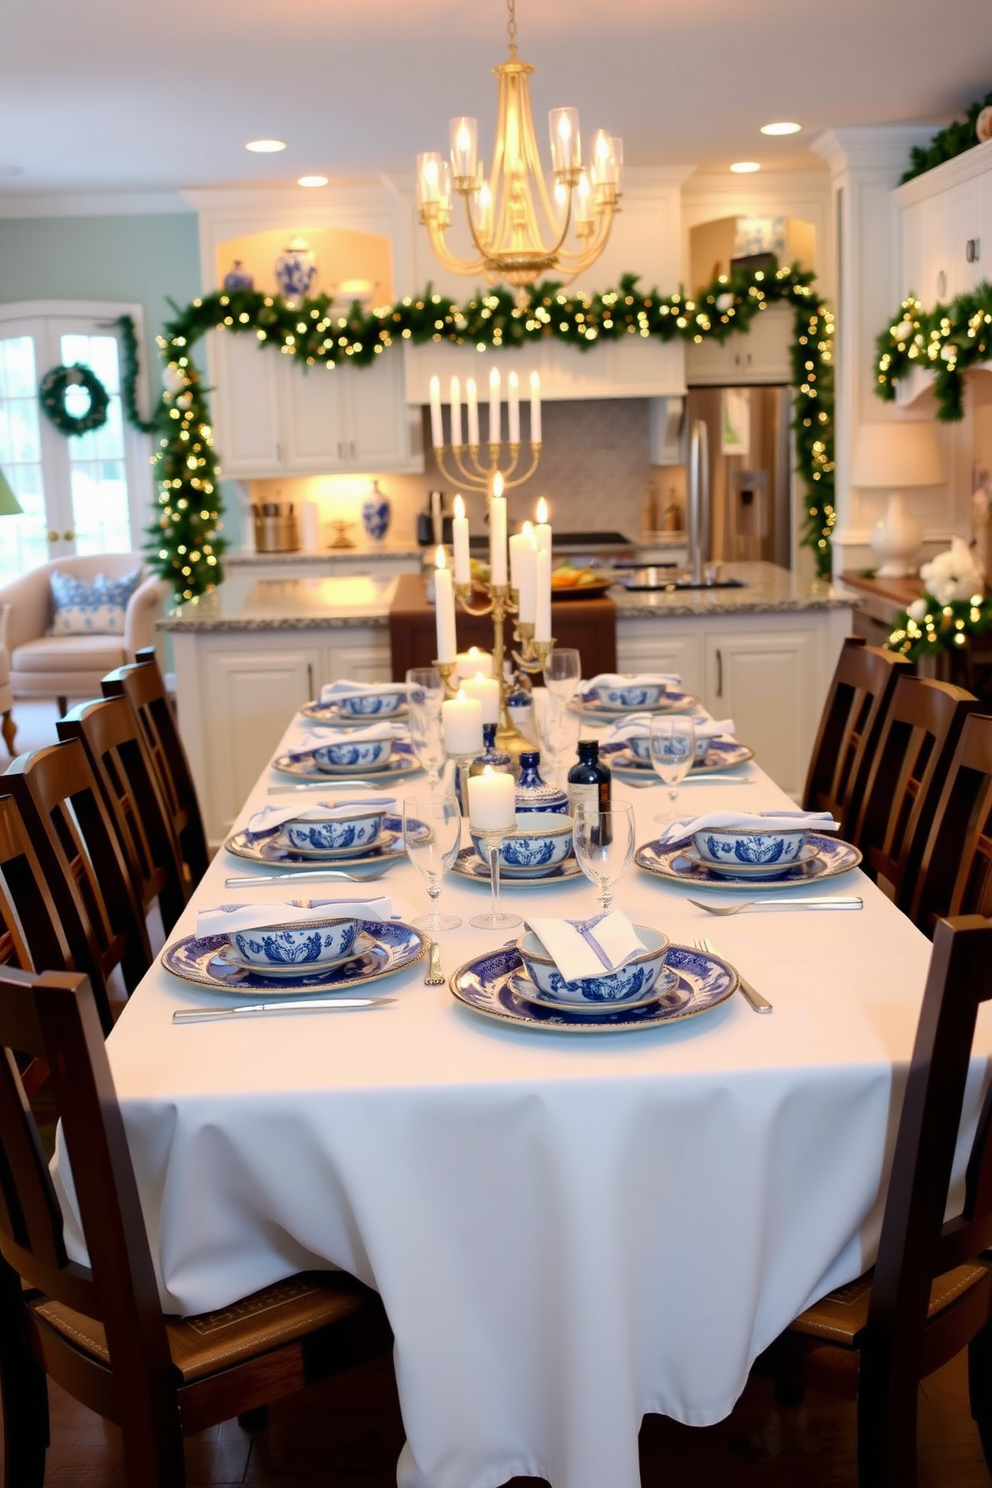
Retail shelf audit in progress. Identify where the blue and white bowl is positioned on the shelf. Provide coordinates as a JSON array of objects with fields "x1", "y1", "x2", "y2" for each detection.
[
  {"x1": 284, "y1": 808, "x2": 385, "y2": 854},
  {"x1": 470, "y1": 812, "x2": 573, "y2": 876},
  {"x1": 691, "y1": 824, "x2": 810, "y2": 868},
  {"x1": 336, "y1": 689, "x2": 405, "y2": 718},
  {"x1": 591, "y1": 679, "x2": 669, "y2": 710},
  {"x1": 230, "y1": 916, "x2": 362, "y2": 971},
  {"x1": 516, "y1": 925, "x2": 671, "y2": 1006},
  {"x1": 628, "y1": 729, "x2": 708, "y2": 763},
  {"x1": 312, "y1": 737, "x2": 394, "y2": 772}
]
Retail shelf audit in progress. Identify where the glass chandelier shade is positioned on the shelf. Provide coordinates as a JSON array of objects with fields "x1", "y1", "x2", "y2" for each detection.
[{"x1": 416, "y1": 1, "x2": 622, "y2": 302}]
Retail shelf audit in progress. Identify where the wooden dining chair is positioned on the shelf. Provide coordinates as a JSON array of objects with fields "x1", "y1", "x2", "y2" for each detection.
[
  {"x1": 764, "y1": 915, "x2": 992, "y2": 1488},
  {"x1": 803, "y1": 637, "x2": 912, "y2": 839},
  {"x1": 908, "y1": 712, "x2": 992, "y2": 936},
  {"x1": 849, "y1": 675, "x2": 978, "y2": 908},
  {"x1": 102, "y1": 648, "x2": 210, "y2": 887},
  {"x1": 0, "y1": 964, "x2": 392, "y2": 1488},
  {"x1": 2, "y1": 739, "x2": 152, "y2": 1015},
  {"x1": 57, "y1": 695, "x2": 188, "y2": 937}
]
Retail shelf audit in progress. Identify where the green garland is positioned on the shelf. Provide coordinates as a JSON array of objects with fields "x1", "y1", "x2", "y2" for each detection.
[
  {"x1": 123, "y1": 262, "x2": 836, "y2": 602},
  {"x1": 887, "y1": 592, "x2": 992, "y2": 661},
  {"x1": 874, "y1": 281, "x2": 992, "y2": 421},
  {"x1": 39, "y1": 362, "x2": 110, "y2": 437},
  {"x1": 900, "y1": 91, "x2": 992, "y2": 184}
]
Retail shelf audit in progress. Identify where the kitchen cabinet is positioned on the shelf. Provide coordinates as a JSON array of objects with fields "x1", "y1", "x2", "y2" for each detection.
[
  {"x1": 684, "y1": 305, "x2": 793, "y2": 387},
  {"x1": 403, "y1": 336, "x2": 686, "y2": 404},
  {"x1": 895, "y1": 144, "x2": 992, "y2": 313},
  {"x1": 207, "y1": 330, "x2": 424, "y2": 478}
]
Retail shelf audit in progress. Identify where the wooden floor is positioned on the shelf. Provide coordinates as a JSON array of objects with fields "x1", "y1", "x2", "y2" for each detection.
[{"x1": 5, "y1": 1349, "x2": 989, "y2": 1486}]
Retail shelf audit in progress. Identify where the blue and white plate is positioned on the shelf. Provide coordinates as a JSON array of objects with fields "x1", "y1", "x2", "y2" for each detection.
[
  {"x1": 216, "y1": 931, "x2": 378, "y2": 978},
  {"x1": 450, "y1": 944, "x2": 738, "y2": 1032},
  {"x1": 162, "y1": 918, "x2": 428, "y2": 996},
  {"x1": 680, "y1": 841, "x2": 820, "y2": 879},
  {"x1": 300, "y1": 699, "x2": 409, "y2": 726},
  {"x1": 508, "y1": 967, "x2": 684, "y2": 1018},
  {"x1": 451, "y1": 846, "x2": 584, "y2": 887},
  {"x1": 223, "y1": 815, "x2": 415, "y2": 871},
  {"x1": 635, "y1": 832, "x2": 862, "y2": 890},
  {"x1": 601, "y1": 739, "x2": 756, "y2": 776},
  {"x1": 272, "y1": 741, "x2": 420, "y2": 781},
  {"x1": 270, "y1": 828, "x2": 400, "y2": 861},
  {"x1": 572, "y1": 691, "x2": 699, "y2": 720}
]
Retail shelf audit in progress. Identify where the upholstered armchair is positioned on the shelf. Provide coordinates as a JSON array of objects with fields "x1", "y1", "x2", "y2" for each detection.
[{"x1": 0, "y1": 555, "x2": 172, "y2": 733}]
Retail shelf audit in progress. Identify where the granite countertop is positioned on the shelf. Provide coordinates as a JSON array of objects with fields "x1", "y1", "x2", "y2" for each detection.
[
  {"x1": 224, "y1": 544, "x2": 423, "y2": 565},
  {"x1": 612, "y1": 562, "x2": 858, "y2": 618},
  {"x1": 157, "y1": 575, "x2": 397, "y2": 632}
]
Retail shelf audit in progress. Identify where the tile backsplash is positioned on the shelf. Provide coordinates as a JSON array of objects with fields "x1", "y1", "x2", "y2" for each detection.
[{"x1": 245, "y1": 400, "x2": 682, "y2": 548}]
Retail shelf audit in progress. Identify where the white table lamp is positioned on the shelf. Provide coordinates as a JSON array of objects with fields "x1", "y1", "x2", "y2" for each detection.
[{"x1": 852, "y1": 422, "x2": 943, "y2": 578}]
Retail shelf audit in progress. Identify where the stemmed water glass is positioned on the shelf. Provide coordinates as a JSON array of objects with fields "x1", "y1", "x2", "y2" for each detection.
[
  {"x1": 402, "y1": 794, "x2": 462, "y2": 931},
  {"x1": 406, "y1": 667, "x2": 446, "y2": 791},
  {"x1": 648, "y1": 715, "x2": 696, "y2": 824},
  {"x1": 536, "y1": 692, "x2": 581, "y2": 788},
  {"x1": 572, "y1": 801, "x2": 636, "y2": 912},
  {"x1": 543, "y1": 648, "x2": 582, "y2": 705}
]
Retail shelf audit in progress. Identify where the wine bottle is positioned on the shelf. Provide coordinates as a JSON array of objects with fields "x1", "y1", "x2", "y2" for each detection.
[{"x1": 567, "y1": 740, "x2": 611, "y2": 821}]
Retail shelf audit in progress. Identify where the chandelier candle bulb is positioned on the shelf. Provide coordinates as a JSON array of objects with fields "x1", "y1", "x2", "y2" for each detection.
[
  {"x1": 466, "y1": 377, "x2": 480, "y2": 447},
  {"x1": 443, "y1": 689, "x2": 484, "y2": 756},
  {"x1": 434, "y1": 547, "x2": 457, "y2": 662},
  {"x1": 450, "y1": 376, "x2": 463, "y2": 448},
  {"x1": 452, "y1": 494, "x2": 471, "y2": 583},
  {"x1": 508, "y1": 371, "x2": 520, "y2": 444},
  {"x1": 535, "y1": 544, "x2": 552, "y2": 641},
  {"x1": 467, "y1": 764, "x2": 516, "y2": 831},
  {"x1": 429, "y1": 376, "x2": 444, "y2": 449},
  {"x1": 489, "y1": 367, "x2": 502, "y2": 445},
  {"x1": 530, "y1": 373, "x2": 542, "y2": 443},
  {"x1": 462, "y1": 672, "x2": 501, "y2": 725},
  {"x1": 490, "y1": 491, "x2": 508, "y2": 586}
]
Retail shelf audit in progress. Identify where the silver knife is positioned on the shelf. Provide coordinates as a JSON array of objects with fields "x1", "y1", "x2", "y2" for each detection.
[
  {"x1": 746, "y1": 895, "x2": 862, "y2": 910},
  {"x1": 702, "y1": 938, "x2": 773, "y2": 1014},
  {"x1": 267, "y1": 781, "x2": 381, "y2": 793},
  {"x1": 173, "y1": 996, "x2": 395, "y2": 1022}
]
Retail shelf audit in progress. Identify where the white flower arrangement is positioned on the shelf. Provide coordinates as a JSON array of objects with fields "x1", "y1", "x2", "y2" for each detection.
[
  {"x1": 888, "y1": 536, "x2": 991, "y2": 660},
  {"x1": 918, "y1": 536, "x2": 984, "y2": 605}
]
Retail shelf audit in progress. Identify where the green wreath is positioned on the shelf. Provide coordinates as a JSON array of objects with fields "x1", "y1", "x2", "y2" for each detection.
[{"x1": 39, "y1": 362, "x2": 110, "y2": 437}]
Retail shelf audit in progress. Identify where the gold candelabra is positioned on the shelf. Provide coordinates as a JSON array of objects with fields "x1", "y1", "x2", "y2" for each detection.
[{"x1": 434, "y1": 439, "x2": 541, "y2": 500}]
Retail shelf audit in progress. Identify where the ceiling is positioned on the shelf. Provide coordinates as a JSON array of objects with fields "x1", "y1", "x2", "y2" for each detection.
[{"x1": 2, "y1": 0, "x2": 990, "y2": 200}]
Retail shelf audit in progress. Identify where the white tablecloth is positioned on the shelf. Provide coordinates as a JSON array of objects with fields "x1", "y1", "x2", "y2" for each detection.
[{"x1": 57, "y1": 717, "x2": 992, "y2": 1488}]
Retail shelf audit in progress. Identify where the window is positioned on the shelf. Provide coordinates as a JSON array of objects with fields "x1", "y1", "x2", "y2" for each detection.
[{"x1": 0, "y1": 303, "x2": 154, "y2": 584}]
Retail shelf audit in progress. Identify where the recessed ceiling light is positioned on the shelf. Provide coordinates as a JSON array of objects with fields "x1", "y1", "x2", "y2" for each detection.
[
  {"x1": 298, "y1": 175, "x2": 328, "y2": 188},
  {"x1": 730, "y1": 161, "x2": 761, "y2": 173},
  {"x1": 245, "y1": 139, "x2": 287, "y2": 153},
  {"x1": 760, "y1": 121, "x2": 801, "y2": 136}
]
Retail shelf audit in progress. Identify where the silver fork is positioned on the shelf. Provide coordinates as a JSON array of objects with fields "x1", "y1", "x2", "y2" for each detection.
[
  {"x1": 688, "y1": 894, "x2": 863, "y2": 917},
  {"x1": 423, "y1": 940, "x2": 446, "y2": 986},
  {"x1": 695, "y1": 937, "x2": 773, "y2": 1014},
  {"x1": 224, "y1": 864, "x2": 393, "y2": 886}
]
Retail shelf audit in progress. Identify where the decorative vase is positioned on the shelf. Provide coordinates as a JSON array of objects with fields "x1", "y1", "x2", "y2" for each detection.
[
  {"x1": 274, "y1": 236, "x2": 317, "y2": 304},
  {"x1": 223, "y1": 260, "x2": 254, "y2": 292},
  {"x1": 870, "y1": 491, "x2": 923, "y2": 578},
  {"x1": 361, "y1": 481, "x2": 391, "y2": 543},
  {"x1": 514, "y1": 750, "x2": 569, "y2": 814},
  {"x1": 469, "y1": 723, "x2": 513, "y2": 777}
]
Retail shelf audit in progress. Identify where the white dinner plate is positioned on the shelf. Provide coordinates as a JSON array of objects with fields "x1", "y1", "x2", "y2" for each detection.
[
  {"x1": 449, "y1": 943, "x2": 738, "y2": 1032},
  {"x1": 162, "y1": 919, "x2": 427, "y2": 995},
  {"x1": 634, "y1": 832, "x2": 862, "y2": 890}
]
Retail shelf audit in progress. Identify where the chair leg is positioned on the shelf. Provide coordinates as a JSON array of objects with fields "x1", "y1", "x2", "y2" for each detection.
[
  {"x1": 857, "y1": 1348, "x2": 919, "y2": 1488},
  {"x1": 0, "y1": 709, "x2": 15, "y2": 757},
  {"x1": 0, "y1": 1260, "x2": 49, "y2": 1488},
  {"x1": 968, "y1": 1321, "x2": 992, "y2": 1472},
  {"x1": 56, "y1": 697, "x2": 67, "y2": 717}
]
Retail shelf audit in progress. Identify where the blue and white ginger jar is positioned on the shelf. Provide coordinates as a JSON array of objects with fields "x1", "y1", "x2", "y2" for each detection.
[
  {"x1": 223, "y1": 260, "x2": 254, "y2": 292},
  {"x1": 275, "y1": 236, "x2": 318, "y2": 303},
  {"x1": 361, "y1": 482, "x2": 391, "y2": 542}
]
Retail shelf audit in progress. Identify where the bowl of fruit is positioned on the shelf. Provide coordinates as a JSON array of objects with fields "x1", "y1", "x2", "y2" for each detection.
[{"x1": 549, "y1": 563, "x2": 613, "y2": 600}]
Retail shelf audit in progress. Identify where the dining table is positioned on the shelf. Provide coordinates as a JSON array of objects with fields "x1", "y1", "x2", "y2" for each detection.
[{"x1": 51, "y1": 699, "x2": 992, "y2": 1488}]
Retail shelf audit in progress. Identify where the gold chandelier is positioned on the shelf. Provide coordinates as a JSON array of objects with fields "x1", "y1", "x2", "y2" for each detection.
[{"x1": 416, "y1": 0, "x2": 622, "y2": 304}]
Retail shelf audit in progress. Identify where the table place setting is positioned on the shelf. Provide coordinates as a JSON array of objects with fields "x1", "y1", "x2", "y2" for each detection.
[
  {"x1": 572, "y1": 671, "x2": 700, "y2": 719},
  {"x1": 600, "y1": 713, "x2": 756, "y2": 780},
  {"x1": 300, "y1": 679, "x2": 409, "y2": 726},
  {"x1": 635, "y1": 808, "x2": 862, "y2": 890},
  {"x1": 271, "y1": 721, "x2": 420, "y2": 781},
  {"x1": 222, "y1": 795, "x2": 419, "y2": 875}
]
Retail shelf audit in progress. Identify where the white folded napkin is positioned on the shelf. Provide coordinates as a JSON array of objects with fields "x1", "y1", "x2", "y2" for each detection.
[
  {"x1": 246, "y1": 798, "x2": 396, "y2": 838},
  {"x1": 526, "y1": 911, "x2": 645, "y2": 983},
  {"x1": 606, "y1": 714, "x2": 735, "y2": 744},
  {"x1": 577, "y1": 671, "x2": 681, "y2": 697},
  {"x1": 317, "y1": 680, "x2": 408, "y2": 706},
  {"x1": 655, "y1": 809, "x2": 839, "y2": 847},
  {"x1": 282, "y1": 722, "x2": 406, "y2": 759},
  {"x1": 197, "y1": 897, "x2": 393, "y2": 938}
]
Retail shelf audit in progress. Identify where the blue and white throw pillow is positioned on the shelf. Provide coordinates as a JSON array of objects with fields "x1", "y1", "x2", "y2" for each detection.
[{"x1": 50, "y1": 566, "x2": 143, "y2": 637}]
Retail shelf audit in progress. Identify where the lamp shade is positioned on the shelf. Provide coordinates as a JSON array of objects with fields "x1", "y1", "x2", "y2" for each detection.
[
  {"x1": 851, "y1": 422, "x2": 944, "y2": 489},
  {"x1": 0, "y1": 465, "x2": 21, "y2": 516}
]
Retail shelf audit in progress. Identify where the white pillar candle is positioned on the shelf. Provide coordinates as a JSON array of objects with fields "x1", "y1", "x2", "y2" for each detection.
[
  {"x1": 530, "y1": 371, "x2": 542, "y2": 443},
  {"x1": 442, "y1": 688, "x2": 483, "y2": 755},
  {"x1": 466, "y1": 377, "x2": 480, "y2": 446},
  {"x1": 535, "y1": 543, "x2": 552, "y2": 641},
  {"x1": 462, "y1": 672, "x2": 500, "y2": 724},
  {"x1": 449, "y1": 375, "x2": 463, "y2": 448},
  {"x1": 508, "y1": 370, "x2": 520, "y2": 443},
  {"x1": 452, "y1": 493, "x2": 470, "y2": 584},
  {"x1": 456, "y1": 646, "x2": 493, "y2": 678},
  {"x1": 534, "y1": 496, "x2": 552, "y2": 555},
  {"x1": 517, "y1": 536, "x2": 537, "y2": 623},
  {"x1": 489, "y1": 366, "x2": 501, "y2": 444},
  {"x1": 489, "y1": 491, "x2": 508, "y2": 587},
  {"x1": 429, "y1": 375, "x2": 444, "y2": 449},
  {"x1": 433, "y1": 546, "x2": 457, "y2": 662},
  {"x1": 467, "y1": 763, "x2": 516, "y2": 830},
  {"x1": 508, "y1": 531, "x2": 527, "y2": 590}
]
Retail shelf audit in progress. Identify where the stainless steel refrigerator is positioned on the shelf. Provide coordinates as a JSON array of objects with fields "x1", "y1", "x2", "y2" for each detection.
[{"x1": 684, "y1": 385, "x2": 793, "y2": 569}]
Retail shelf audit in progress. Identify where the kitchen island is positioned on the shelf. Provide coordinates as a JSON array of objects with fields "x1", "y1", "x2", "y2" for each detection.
[{"x1": 160, "y1": 563, "x2": 856, "y2": 847}]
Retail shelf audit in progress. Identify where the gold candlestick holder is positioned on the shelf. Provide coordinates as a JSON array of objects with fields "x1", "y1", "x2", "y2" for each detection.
[
  {"x1": 434, "y1": 440, "x2": 542, "y2": 500},
  {"x1": 432, "y1": 658, "x2": 459, "y2": 698},
  {"x1": 450, "y1": 583, "x2": 555, "y2": 763}
]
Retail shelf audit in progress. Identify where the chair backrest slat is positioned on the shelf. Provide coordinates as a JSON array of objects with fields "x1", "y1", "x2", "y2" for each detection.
[{"x1": 909, "y1": 713, "x2": 992, "y2": 935}]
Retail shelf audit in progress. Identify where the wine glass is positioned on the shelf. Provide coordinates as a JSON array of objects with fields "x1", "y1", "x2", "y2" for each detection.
[
  {"x1": 407, "y1": 708, "x2": 446, "y2": 792},
  {"x1": 536, "y1": 692, "x2": 581, "y2": 788},
  {"x1": 402, "y1": 794, "x2": 462, "y2": 932},
  {"x1": 406, "y1": 666, "x2": 446, "y2": 718},
  {"x1": 648, "y1": 715, "x2": 697, "y2": 824},
  {"x1": 572, "y1": 801, "x2": 636, "y2": 912},
  {"x1": 543, "y1": 648, "x2": 582, "y2": 705},
  {"x1": 468, "y1": 824, "x2": 523, "y2": 930}
]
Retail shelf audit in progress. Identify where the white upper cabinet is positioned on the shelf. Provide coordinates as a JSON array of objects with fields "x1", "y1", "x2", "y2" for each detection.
[
  {"x1": 684, "y1": 305, "x2": 793, "y2": 387},
  {"x1": 402, "y1": 335, "x2": 686, "y2": 404},
  {"x1": 894, "y1": 138, "x2": 992, "y2": 309}
]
